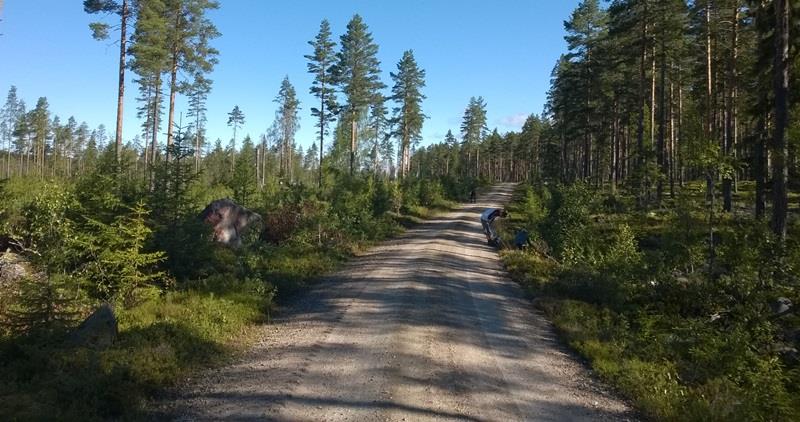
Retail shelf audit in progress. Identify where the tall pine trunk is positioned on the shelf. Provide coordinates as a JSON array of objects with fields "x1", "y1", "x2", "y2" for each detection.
[
  {"x1": 150, "y1": 74, "x2": 161, "y2": 189},
  {"x1": 166, "y1": 8, "x2": 181, "y2": 163},
  {"x1": 755, "y1": 112, "x2": 767, "y2": 220},
  {"x1": 167, "y1": 51, "x2": 178, "y2": 162},
  {"x1": 722, "y1": 6, "x2": 738, "y2": 213},
  {"x1": 636, "y1": 4, "x2": 648, "y2": 206},
  {"x1": 771, "y1": 0, "x2": 789, "y2": 240},
  {"x1": 114, "y1": 0, "x2": 128, "y2": 164},
  {"x1": 657, "y1": 40, "x2": 667, "y2": 203}
]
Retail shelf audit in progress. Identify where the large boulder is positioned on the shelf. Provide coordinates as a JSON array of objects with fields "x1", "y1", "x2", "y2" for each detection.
[
  {"x1": 0, "y1": 251, "x2": 33, "y2": 284},
  {"x1": 199, "y1": 199, "x2": 262, "y2": 248},
  {"x1": 0, "y1": 251, "x2": 34, "y2": 327},
  {"x1": 67, "y1": 304, "x2": 117, "y2": 349}
]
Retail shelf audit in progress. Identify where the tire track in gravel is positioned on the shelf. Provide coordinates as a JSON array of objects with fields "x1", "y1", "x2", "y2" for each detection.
[{"x1": 154, "y1": 183, "x2": 635, "y2": 421}]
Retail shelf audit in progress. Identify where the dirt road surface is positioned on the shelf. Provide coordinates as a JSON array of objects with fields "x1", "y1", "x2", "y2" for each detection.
[{"x1": 158, "y1": 183, "x2": 634, "y2": 421}]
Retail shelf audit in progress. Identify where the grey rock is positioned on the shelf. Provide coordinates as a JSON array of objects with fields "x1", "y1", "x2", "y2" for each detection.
[
  {"x1": 68, "y1": 304, "x2": 117, "y2": 349},
  {"x1": 200, "y1": 199, "x2": 262, "y2": 248},
  {"x1": 0, "y1": 251, "x2": 33, "y2": 284},
  {"x1": 771, "y1": 297, "x2": 793, "y2": 315}
]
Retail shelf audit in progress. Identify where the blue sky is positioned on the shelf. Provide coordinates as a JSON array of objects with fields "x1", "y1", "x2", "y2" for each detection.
[{"x1": 0, "y1": 1, "x2": 580, "y2": 151}]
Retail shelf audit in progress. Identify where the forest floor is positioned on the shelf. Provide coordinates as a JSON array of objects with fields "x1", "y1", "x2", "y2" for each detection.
[{"x1": 151, "y1": 183, "x2": 634, "y2": 421}]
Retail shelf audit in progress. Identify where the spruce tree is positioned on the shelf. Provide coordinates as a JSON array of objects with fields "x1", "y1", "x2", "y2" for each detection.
[{"x1": 231, "y1": 135, "x2": 257, "y2": 207}]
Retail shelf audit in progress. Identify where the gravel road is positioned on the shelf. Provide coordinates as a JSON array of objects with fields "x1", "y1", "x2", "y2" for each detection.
[{"x1": 156, "y1": 183, "x2": 634, "y2": 421}]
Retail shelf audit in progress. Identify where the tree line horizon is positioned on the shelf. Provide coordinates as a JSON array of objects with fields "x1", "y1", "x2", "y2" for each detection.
[{"x1": 0, "y1": 1, "x2": 464, "y2": 187}]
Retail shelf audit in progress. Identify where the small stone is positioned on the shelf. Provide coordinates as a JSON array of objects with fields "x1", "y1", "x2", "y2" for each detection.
[{"x1": 67, "y1": 303, "x2": 117, "y2": 349}]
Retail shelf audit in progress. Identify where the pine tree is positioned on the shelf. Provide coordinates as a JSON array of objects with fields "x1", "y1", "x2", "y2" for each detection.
[
  {"x1": 771, "y1": 0, "x2": 789, "y2": 240},
  {"x1": 443, "y1": 129, "x2": 458, "y2": 176},
  {"x1": 11, "y1": 102, "x2": 28, "y2": 176},
  {"x1": 30, "y1": 98, "x2": 51, "y2": 177},
  {"x1": 564, "y1": 0, "x2": 607, "y2": 181},
  {"x1": 520, "y1": 115, "x2": 544, "y2": 180},
  {"x1": 460, "y1": 97, "x2": 488, "y2": 178},
  {"x1": 186, "y1": 72, "x2": 211, "y2": 172},
  {"x1": 305, "y1": 19, "x2": 338, "y2": 188},
  {"x1": 390, "y1": 50, "x2": 426, "y2": 178},
  {"x1": 129, "y1": 0, "x2": 169, "y2": 175},
  {"x1": 162, "y1": 0, "x2": 219, "y2": 162},
  {"x1": 83, "y1": 0, "x2": 133, "y2": 163},
  {"x1": 369, "y1": 95, "x2": 389, "y2": 175},
  {"x1": 74, "y1": 122, "x2": 90, "y2": 175},
  {"x1": 1, "y1": 86, "x2": 24, "y2": 178},
  {"x1": 273, "y1": 77, "x2": 301, "y2": 180},
  {"x1": 334, "y1": 14, "x2": 386, "y2": 175},
  {"x1": 227, "y1": 105, "x2": 245, "y2": 170}
]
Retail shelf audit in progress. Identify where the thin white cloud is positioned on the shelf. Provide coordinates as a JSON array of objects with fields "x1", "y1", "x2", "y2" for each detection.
[{"x1": 498, "y1": 113, "x2": 529, "y2": 129}]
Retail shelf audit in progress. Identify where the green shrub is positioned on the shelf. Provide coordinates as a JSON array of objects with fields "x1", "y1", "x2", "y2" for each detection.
[
  {"x1": 80, "y1": 202, "x2": 167, "y2": 307},
  {"x1": 418, "y1": 179, "x2": 444, "y2": 207},
  {"x1": 501, "y1": 182, "x2": 800, "y2": 420}
]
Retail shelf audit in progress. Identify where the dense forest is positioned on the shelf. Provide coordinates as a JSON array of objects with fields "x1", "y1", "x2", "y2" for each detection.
[{"x1": 0, "y1": 0, "x2": 798, "y2": 420}]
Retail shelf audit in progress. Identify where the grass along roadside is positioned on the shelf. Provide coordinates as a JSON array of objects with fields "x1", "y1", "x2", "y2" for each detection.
[{"x1": 498, "y1": 183, "x2": 800, "y2": 421}]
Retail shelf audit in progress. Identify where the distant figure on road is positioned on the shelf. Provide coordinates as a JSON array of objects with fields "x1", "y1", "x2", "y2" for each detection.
[
  {"x1": 469, "y1": 188, "x2": 477, "y2": 203},
  {"x1": 480, "y1": 208, "x2": 508, "y2": 246}
]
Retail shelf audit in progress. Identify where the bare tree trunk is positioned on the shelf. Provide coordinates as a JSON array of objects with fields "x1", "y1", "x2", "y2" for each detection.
[
  {"x1": 350, "y1": 118, "x2": 356, "y2": 176},
  {"x1": 165, "y1": 8, "x2": 181, "y2": 163},
  {"x1": 722, "y1": 5, "x2": 738, "y2": 213},
  {"x1": 584, "y1": 65, "x2": 592, "y2": 181},
  {"x1": 150, "y1": 74, "x2": 161, "y2": 190},
  {"x1": 636, "y1": 4, "x2": 648, "y2": 205},
  {"x1": 318, "y1": 88, "x2": 325, "y2": 188},
  {"x1": 476, "y1": 147, "x2": 480, "y2": 179},
  {"x1": 706, "y1": 1, "x2": 713, "y2": 138},
  {"x1": 5, "y1": 137, "x2": 10, "y2": 178},
  {"x1": 657, "y1": 41, "x2": 667, "y2": 203},
  {"x1": 771, "y1": 0, "x2": 789, "y2": 240},
  {"x1": 669, "y1": 80, "x2": 676, "y2": 198},
  {"x1": 114, "y1": 0, "x2": 128, "y2": 164},
  {"x1": 755, "y1": 112, "x2": 767, "y2": 219},
  {"x1": 166, "y1": 53, "x2": 178, "y2": 163},
  {"x1": 612, "y1": 100, "x2": 619, "y2": 192},
  {"x1": 678, "y1": 73, "x2": 684, "y2": 187},
  {"x1": 195, "y1": 111, "x2": 201, "y2": 173}
]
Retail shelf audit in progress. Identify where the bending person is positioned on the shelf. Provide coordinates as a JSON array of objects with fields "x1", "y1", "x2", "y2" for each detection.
[{"x1": 480, "y1": 208, "x2": 508, "y2": 246}]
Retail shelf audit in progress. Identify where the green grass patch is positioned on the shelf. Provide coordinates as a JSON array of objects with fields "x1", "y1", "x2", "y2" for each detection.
[{"x1": 0, "y1": 285, "x2": 264, "y2": 421}]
